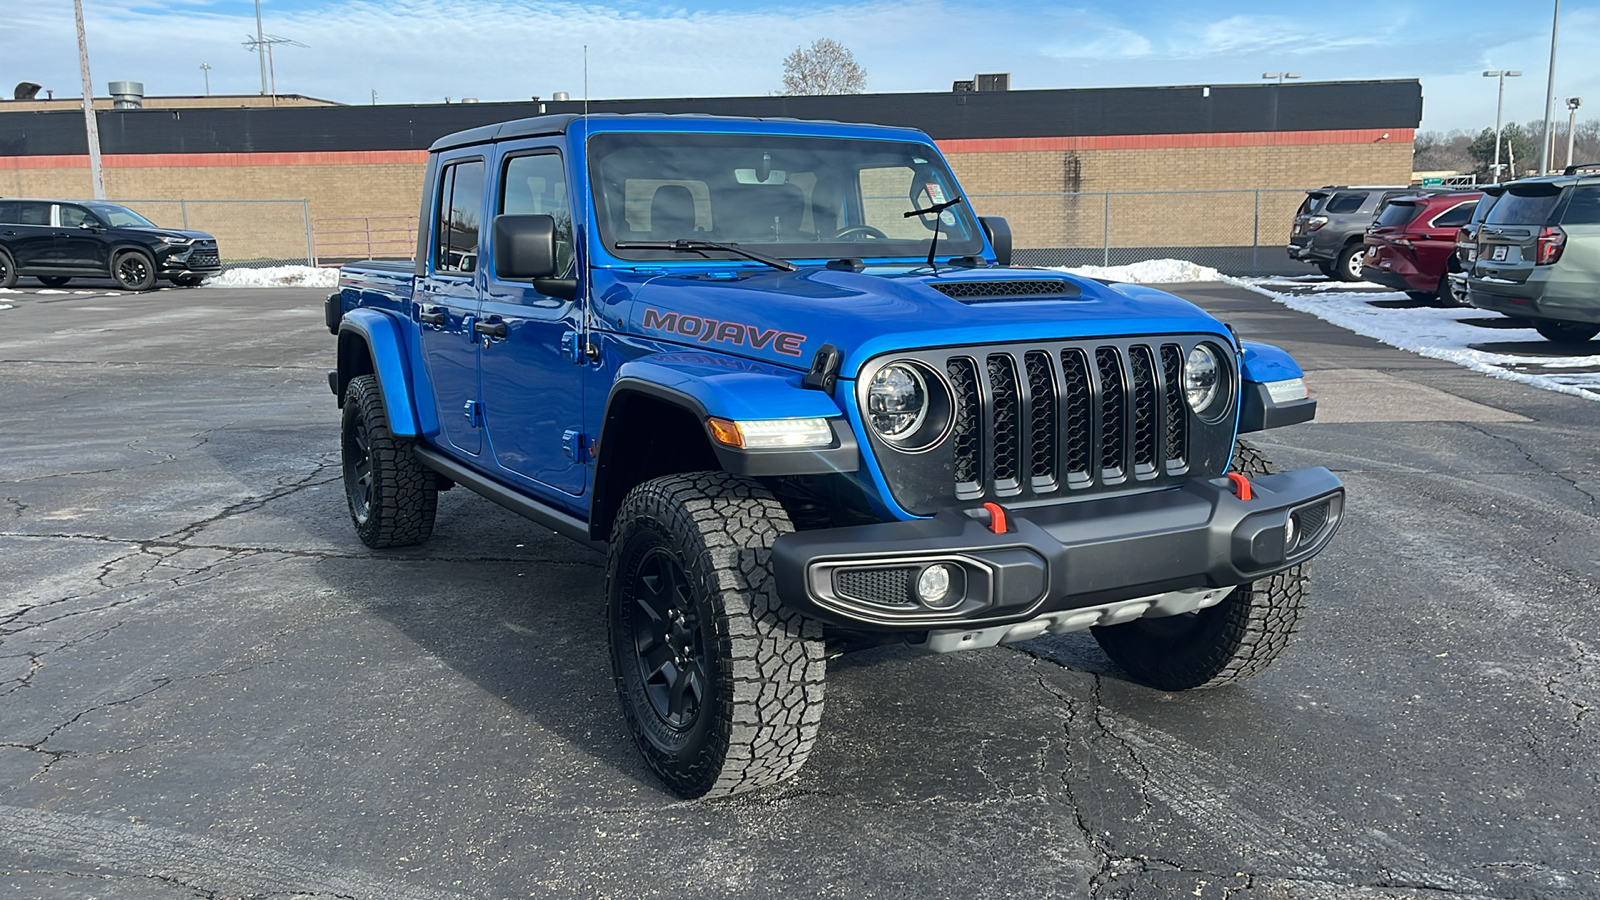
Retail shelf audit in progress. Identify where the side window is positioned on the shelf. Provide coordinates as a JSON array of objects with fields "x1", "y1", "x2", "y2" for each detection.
[
  {"x1": 434, "y1": 159, "x2": 485, "y2": 275},
  {"x1": 1323, "y1": 192, "x2": 1366, "y2": 214},
  {"x1": 0, "y1": 201, "x2": 16, "y2": 224},
  {"x1": 500, "y1": 153, "x2": 573, "y2": 276},
  {"x1": 58, "y1": 205, "x2": 95, "y2": 228},
  {"x1": 1560, "y1": 186, "x2": 1600, "y2": 225},
  {"x1": 1430, "y1": 201, "x2": 1476, "y2": 228},
  {"x1": 15, "y1": 201, "x2": 51, "y2": 226}
]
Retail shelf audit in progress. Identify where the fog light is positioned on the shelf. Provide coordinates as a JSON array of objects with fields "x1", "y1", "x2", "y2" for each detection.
[
  {"x1": 1284, "y1": 513, "x2": 1298, "y2": 551},
  {"x1": 917, "y1": 564, "x2": 954, "y2": 608}
]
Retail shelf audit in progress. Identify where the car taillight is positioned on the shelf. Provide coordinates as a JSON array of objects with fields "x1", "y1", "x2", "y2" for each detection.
[
  {"x1": 1455, "y1": 227, "x2": 1471, "y2": 247},
  {"x1": 1307, "y1": 216, "x2": 1329, "y2": 232},
  {"x1": 1536, "y1": 226, "x2": 1567, "y2": 265}
]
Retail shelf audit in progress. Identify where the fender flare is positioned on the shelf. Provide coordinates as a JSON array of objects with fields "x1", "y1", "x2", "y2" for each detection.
[
  {"x1": 336, "y1": 309, "x2": 420, "y2": 437},
  {"x1": 1237, "y1": 341, "x2": 1316, "y2": 433}
]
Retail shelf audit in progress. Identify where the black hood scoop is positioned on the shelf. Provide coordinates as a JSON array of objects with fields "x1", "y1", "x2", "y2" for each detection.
[{"x1": 925, "y1": 278, "x2": 1081, "y2": 303}]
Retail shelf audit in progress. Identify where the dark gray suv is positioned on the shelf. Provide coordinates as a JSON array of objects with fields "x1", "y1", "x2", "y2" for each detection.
[{"x1": 1288, "y1": 185, "x2": 1414, "y2": 281}]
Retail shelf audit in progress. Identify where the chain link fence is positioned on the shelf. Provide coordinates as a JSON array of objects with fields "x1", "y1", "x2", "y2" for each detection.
[
  {"x1": 121, "y1": 199, "x2": 314, "y2": 268},
  {"x1": 967, "y1": 188, "x2": 1311, "y2": 276}
]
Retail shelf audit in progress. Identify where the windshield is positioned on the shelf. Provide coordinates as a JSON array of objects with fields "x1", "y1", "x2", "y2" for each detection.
[
  {"x1": 91, "y1": 204, "x2": 158, "y2": 228},
  {"x1": 588, "y1": 132, "x2": 984, "y2": 263}
]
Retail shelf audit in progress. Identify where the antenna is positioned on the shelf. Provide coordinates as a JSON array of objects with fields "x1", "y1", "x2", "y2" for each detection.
[
  {"x1": 242, "y1": 32, "x2": 306, "y2": 103},
  {"x1": 583, "y1": 44, "x2": 589, "y2": 120}
]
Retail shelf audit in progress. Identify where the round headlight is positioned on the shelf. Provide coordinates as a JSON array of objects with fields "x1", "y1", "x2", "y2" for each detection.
[
  {"x1": 867, "y1": 363, "x2": 928, "y2": 439},
  {"x1": 1184, "y1": 345, "x2": 1222, "y2": 415}
]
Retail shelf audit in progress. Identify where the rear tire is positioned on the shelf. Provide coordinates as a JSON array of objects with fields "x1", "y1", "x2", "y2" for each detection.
[
  {"x1": 341, "y1": 374, "x2": 437, "y2": 548},
  {"x1": 112, "y1": 250, "x2": 157, "y2": 291},
  {"x1": 1091, "y1": 440, "x2": 1309, "y2": 690},
  {"x1": 1314, "y1": 261, "x2": 1336, "y2": 279},
  {"x1": 38, "y1": 276, "x2": 71, "y2": 287},
  {"x1": 1533, "y1": 321, "x2": 1600, "y2": 345},
  {"x1": 1437, "y1": 272, "x2": 1467, "y2": 308},
  {"x1": 0, "y1": 250, "x2": 15, "y2": 289},
  {"x1": 607, "y1": 472, "x2": 826, "y2": 798},
  {"x1": 1334, "y1": 244, "x2": 1364, "y2": 282}
]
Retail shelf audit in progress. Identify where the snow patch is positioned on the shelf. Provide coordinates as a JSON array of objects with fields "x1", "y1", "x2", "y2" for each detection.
[
  {"x1": 1053, "y1": 258, "x2": 1224, "y2": 284},
  {"x1": 204, "y1": 265, "x2": 340, "y2": 288}
]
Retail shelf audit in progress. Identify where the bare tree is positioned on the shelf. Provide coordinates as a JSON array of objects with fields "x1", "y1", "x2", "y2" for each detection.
[{"x1": 781, "y1": 39, "x2": 866, "y2": 96}]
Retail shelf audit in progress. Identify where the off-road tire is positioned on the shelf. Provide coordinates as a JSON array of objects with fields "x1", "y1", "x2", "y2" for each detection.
[
  {"x1": 1091, "y1": 439, "x2": 1309, "y2": 690},
  {"x1": 1334, "y1": 243, "x2": 1365, "y2": 282},
  {"x1": 606, "y1": 472, "x2": 825, "y2": 799},
  {"x1": 38, "y1": 276, "x2": 71, "y2": 287},
  {"x1": 340, "y1": 375, "x2": 436, "y2": 548},
  {"x1": 0, "y1": 250, "x2": 15, "y2": 289},
  {"x1": 1533, "y1": 320, "x2": 1600, "y2": 345},
  {"x1": 112, "y1": 250, "x2": 157, "y2": 291}
]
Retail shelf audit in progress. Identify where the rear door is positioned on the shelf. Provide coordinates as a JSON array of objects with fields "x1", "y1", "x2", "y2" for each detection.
[
  {"x1": 1477, "y1": 184, "x2": 1563, "y2": 283},
  {"x1": 416, "y1": 154, "x2": 488, "y2": 455},
  {"x1": 2, "y1": 201, "x2": 57, "y2": 270}
]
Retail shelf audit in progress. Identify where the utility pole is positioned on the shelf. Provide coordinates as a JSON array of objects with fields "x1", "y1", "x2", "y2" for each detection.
[
  {"x1": 72, "y1": 0, "x2": 105, "y2": 200},
  {"x1": 254, "y1": 0, "x2": 269, "y2": 95},
  {"x1": 1539, "y1": 0, "x2": 1561, "y2": 174},
  {"x1": 200, "y1": 62, "x2": 212, "y2": 96},
  {"x1": 1484, "y1": 70, "x2": 1522, "y2": 181},
  {"x1": 1567, "y1": 97, "x2": 1583, "y2": 169}
]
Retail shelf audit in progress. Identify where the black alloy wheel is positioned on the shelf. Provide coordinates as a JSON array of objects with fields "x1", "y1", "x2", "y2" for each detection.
[
  {"x1": 339, "y1": 374, "x2": 436, "y2": 548},
  {"x1": 344, "y1": 415, "x2": 375, "y2": 527},
  {"x1": 0, "y1": 250, "x2": 15, "y2": 289},
  {"x1": 626, "y1": 548, "x2": 710, "y2": 731},
  {"x1": 113, "y1": 251, "x2": 157, "y2": 291}
]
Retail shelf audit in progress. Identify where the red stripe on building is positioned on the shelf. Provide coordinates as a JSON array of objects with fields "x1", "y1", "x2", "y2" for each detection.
[
  {"x1": 936, "y1": 129, "x2": 1413, "y2": 153},
  {"x1": 0, "y1": 149, "x2": 431, "y2": 170}
]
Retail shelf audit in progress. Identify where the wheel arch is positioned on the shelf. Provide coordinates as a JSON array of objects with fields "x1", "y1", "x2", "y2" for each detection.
[
  {"x1": 590, "y1": 385, "x2": 723, "y2": 542},
  {"x1": 335, "y1": 309, "x2": 419, "y2": 436}
]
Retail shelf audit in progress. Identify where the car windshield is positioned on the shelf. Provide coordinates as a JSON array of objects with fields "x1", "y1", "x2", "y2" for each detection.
[
  {"x1": 588, "y1": 132, "x2": 984, "y2": 263},
  {"x1": 91, "y1": 204, "x2": 158, "y2": 228}
]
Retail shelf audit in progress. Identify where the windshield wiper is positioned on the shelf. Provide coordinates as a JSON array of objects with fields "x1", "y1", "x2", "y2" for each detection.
[
  {"x1": 614, "y1": 239, "x2": 798, "y2": 272},
  {"x1": 904, "y1": 196, "x2": 964, "y2": 271}
]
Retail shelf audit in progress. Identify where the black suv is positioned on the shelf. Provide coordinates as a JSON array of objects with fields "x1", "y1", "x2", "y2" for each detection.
[
  {"x1": 0, "y1": 199, "x2": 221, "y2": 290},
  {"x1": 1287, "y1": 185, "x2": 1415, "y2": 281}
]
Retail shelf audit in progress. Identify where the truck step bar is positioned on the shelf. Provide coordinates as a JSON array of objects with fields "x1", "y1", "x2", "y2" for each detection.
[{"x1": 412, "y1": 446, "x2": 605, "y2": 552}]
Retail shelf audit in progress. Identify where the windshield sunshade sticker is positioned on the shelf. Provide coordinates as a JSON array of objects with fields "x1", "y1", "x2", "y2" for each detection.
[{"x1": 643, "y1": 308, "x2": 805, "y2": 356}]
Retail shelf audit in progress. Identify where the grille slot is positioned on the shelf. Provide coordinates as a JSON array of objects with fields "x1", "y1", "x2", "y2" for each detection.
[
  {"x1": 1095, "y1": 348, "x2": 1127, "y2": 482},
  {"x1": 1024, "y1": 351, "x2": 1056, "y2": 486},
  {"x1": 1160, "y1": 345, "x2": 1187, "y2": 469},
  {"x1": 947, "y1": 357, "x2": 982, "y2": 491},
  {"x1": 927, "y1": 279, "x2": 1079, "y2": 301},
  {"x1": 834, "y1": 567, "x2": 918, "y2": 608},
  {"x1": 987, "y1": 354, "x2": 1021, "y2": 489},
  {"x1": 1059, "y1": 349, "x2": 1093, "y2": 484},
  {"x1": 1129, "y1": 346, "x2": 1159, "y2": 477}
]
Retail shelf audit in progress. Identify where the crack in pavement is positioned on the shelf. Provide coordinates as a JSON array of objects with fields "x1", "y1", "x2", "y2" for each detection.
[{"x1": 1464, "y1": 423, "x2": 1600, "y2": 511}]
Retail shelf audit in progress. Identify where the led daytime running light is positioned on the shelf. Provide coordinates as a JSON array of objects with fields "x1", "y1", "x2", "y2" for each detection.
[{"x1": 707, "y1": 416, "x2": 834, "y2": 450}]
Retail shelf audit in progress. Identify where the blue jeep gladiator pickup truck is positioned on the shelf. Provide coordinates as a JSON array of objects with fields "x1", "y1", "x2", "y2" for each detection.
[{"x1": 325, "y1": 113, "x2": 1343, "y2": 799}]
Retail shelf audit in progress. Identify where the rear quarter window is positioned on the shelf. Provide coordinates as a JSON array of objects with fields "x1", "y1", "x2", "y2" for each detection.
[
  {"x1": 1323, "y1": 192, "x2": 1367, "y2": 214},
  {"x1": 1430, "y1": 201, "x2": 1477, "y2": 228},
  {"x1": 1560, "y1": 185, "x2": 1600, "y2": 225}
]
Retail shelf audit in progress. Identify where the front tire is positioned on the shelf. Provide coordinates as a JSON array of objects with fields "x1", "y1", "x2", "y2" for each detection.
[
  {"x1": 341, "y1": 374, "x2": 437, "y2": 548},
  {"x1": 1533, "y1": 321, "x2": 1600, "y2": 345},
  {"x1": 171, "y1": 274, "x2": 206, "y2": 287},
  {"x1": 112, "y1": 251, "x2": 157, "y2": 291},
  {"x1": 0, "y1": 250, "x2": 15, "y2": 289},
  {"x1": 606, "y1": 472, "x2": 826, "y2": 799},
  {"x1": 1091, "y1": 440, "x2": 1309, "y2": 690},
  {"x1": 38, "y1": 276, "x2": 71, "y2": 287}
]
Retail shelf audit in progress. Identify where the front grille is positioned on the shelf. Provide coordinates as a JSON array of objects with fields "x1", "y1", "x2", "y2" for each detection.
[
  {"x1": 940, "y1": 340, "x2": 1212, "y2": 504},
  {"x1": 927, "y1": 279, "x2": 1079, "y2": 301},
  {"x1": 189, "y1": 250, "x2": 220, "y2": 268}
]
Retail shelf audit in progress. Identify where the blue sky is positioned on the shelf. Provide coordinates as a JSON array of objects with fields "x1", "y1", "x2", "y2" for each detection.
[{"x1": 4, "y1": 0, "x2": 1596, "y2": 135}]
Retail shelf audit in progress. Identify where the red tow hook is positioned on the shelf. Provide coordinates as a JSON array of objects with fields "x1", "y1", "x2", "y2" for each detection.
[
  {"x1": 981, "y1": 502, "x2": 1009, "y2": 534},
  {"x1": 1226, "y1": 473, "x2": 1253, "y2": 501}
]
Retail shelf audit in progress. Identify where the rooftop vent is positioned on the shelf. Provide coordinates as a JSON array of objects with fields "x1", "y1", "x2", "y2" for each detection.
[
  {"x1": 108, "y1": 81, "x2": 144, "y2": 109},
  {"x1": 13, "y1": 81, "x2": 42, "y2": 101},
  {"x1": 552, "y1": 91, "x2": 571, "y2": 101}
]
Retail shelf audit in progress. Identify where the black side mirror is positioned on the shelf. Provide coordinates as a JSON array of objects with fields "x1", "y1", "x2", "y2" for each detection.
[
  {"x1": 979, "y1": 216, "x2": 1012, "y2": 267},
  {"x1": 493, "y1": 214, "x2": 557, "y2": 279}
]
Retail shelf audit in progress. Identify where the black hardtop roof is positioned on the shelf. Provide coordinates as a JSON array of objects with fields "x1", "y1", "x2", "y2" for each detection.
[{"x1": 426, "y1": 112, "x2": 919, "y2": 153}]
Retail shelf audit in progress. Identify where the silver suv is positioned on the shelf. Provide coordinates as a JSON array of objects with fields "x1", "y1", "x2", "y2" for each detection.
[
  {"x1": 1467, "y1": 165, "x2": 1600, "y2": 345},
  {"x1": 1288, "y1": 185, "x2": 1414, "y2": 281}
]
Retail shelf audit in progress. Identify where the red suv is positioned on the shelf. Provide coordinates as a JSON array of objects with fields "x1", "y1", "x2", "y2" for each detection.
[{"x1": 1361, "y1": 191, "x2": 1483, "y2": 303}]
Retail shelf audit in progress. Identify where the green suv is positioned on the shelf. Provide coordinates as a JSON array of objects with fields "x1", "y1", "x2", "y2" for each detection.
[{"x1": 1466, "y1": 165, "x2": 1600, "y2": 345}]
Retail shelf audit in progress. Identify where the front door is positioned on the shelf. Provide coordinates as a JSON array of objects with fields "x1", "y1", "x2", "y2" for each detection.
[
  {"x1": 416, "y1": 155, "x2": 487, "y2": 455},
  {"x1": 55, "y1": 204, "x2": 111, "y2": 272},
  {"x1": 477, "y1": 147, "x2": 588, "y2": 495}
]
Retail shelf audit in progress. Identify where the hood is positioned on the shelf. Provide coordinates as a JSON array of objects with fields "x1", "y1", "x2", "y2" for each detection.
[
  {"x1": 121, "y1": 227, "x2": 216, "y2": 242},
  {"x1": 619, "y1": 266, "x2": 1227, "y2": 375}
]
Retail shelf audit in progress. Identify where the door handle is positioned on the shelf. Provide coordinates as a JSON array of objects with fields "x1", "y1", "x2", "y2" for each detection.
[
  {"x1": 473, "y1": 320, "x2": 508, "y2": 339},
  {"x1": 418, "y1": 307, "x2": 446, "y2": 325}
]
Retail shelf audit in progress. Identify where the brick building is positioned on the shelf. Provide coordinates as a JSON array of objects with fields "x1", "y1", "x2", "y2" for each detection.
[{"x1": 0, "y1": 80, "x2": 1422, "y2": 268}]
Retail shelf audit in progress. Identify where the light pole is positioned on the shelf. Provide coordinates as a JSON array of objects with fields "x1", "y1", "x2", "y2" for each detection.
[
  {"x1": 72, "y1": 0, "x2": 105, "y2": 200},
  {"x1": 1568, "y1": 97, "x2": 1583, "y2": 169},
  {"x1": 1262, "y1": 72, "x2": 1301, "y2": 84},
  {"x1": 1539, "y1": 0, "x2": 1561, "y2": 174},
  {"x1": 200, "y1": 62, "x2": 212, "y2": 96},
  {"x1": 1485, "y1": 70, "x2": 1522, "y2": 181}
]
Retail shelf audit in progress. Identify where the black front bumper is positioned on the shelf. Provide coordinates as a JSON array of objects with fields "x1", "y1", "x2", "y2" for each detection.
[{"x1": 772, "y1": 467, "x2": 1344, "y2": 631}]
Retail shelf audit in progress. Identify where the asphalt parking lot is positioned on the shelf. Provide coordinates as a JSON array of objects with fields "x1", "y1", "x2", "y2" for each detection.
[{"x1": 2, "y1": 282, "x2": 1597, "y2": 900}]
